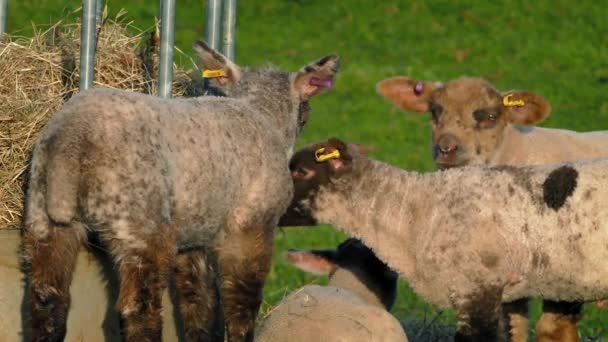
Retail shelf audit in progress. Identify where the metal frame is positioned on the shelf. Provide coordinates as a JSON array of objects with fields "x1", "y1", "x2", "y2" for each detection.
[
  {"x1": 221, "y1": 0, "x2": 236, "y2": 61},
  {"x1": 205, "y1": 0, "x2": 222, "y2": 51},
  {"x1": 13, "y1": 0, "x2": 235, "y2": 95},
  {"x1": 158, "y1": 0, "x2": 176, "y2": 98},
  {"x1": 0, "y1": 0, "x2": 7, "y2": 37},
  {"x1": 95, "y1": 0, "x2": 104, "y2": 23},
  {"x1": 79, "y1": 0, "x2": 97, "y2": 90}
]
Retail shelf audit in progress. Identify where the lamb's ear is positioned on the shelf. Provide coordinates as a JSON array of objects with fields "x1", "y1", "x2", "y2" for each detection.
[
  {"x1": 193, "y1": 40, "x2": 241, "y2": 86},
  {"x1": 293, "y1": 54, "x2": 340, "y2": 99},
  {"x1": 376, "y1": 76, "x2": 442, "y2": 113},
  {"x1": 501, "y1": 91, "x2": 551, "y2": 125},
  {"x1": 322, "y1": 137, "x2": 354, "y2": 175},
  {"x1": 284, "y1": 249, "x2": 337, "y2": 275}
]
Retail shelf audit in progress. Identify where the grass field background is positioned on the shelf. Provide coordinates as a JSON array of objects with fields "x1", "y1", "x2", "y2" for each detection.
[{"x1": 7, "y1": 0, "x2": 608, "y2": 338}]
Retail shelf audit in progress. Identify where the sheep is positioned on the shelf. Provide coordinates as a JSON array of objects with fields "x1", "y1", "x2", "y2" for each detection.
[
  {"x1": 255, "y1": 238, "x2": 408, "y2": 342},
  {"x1": 21, "y1": 40, "x2": 339, "y2": 342},
  {"x1": 377, "y1": 76, "x2": 608, "y2": 342},
  {"x1": 279, "y1": 137, "x2": 608, "y2": 341}
]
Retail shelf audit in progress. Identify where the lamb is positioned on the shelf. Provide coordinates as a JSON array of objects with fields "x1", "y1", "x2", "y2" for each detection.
[
  {"x1": 21, "y1": 40, "x2": 338, "y2": 342},
  {"x1": 377, "y1": 76, "x2": 608, "y2": 341},
  {"x1": 255, "y1": 238, "x2": 408, "y2": 342},
  {"x1": 279, "y1": 137, "x2": 608, "y2": 341}
]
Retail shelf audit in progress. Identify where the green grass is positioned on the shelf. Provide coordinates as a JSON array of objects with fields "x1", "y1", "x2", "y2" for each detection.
[{"x1": 7, "y1": 0, "x2": 608, "y2": 338}]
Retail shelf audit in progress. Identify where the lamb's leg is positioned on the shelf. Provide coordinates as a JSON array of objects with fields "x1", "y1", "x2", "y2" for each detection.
[
  {"x1": 453, "y1": 284, "x2": 504, "y2": 342},
  {"x1": 174, "y1": 248, "x2": 224, "y2": 342},
  {"x1": 535, "y1": 300, "x2": 582, "y2": 342},
  {"x1": 501, "y1": 298, "x2": 529, "y2": 342},
  {"x1": 218, "y1": 227, "x2": 274, "y2": 342},
  {"x1": 22, "y1": 222, "x2": 83, "y2": 342},
  {"x1": 113, "y1": 232, "x2": 176, "y2": 342}
]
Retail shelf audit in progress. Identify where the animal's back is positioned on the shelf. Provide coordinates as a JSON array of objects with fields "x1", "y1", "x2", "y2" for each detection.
[
  {"x1": 493, "y1": 125, "x2": 608, "y2": 166},
  {"x1": 255, "y1": 285, "x2": 408, "y2": 342},
  {"x1": 416, "y1": 160, "x2": 608, "y2": 304},
  {"x1": 26, "y1": 88, "x2": 291, "y2": 248}
]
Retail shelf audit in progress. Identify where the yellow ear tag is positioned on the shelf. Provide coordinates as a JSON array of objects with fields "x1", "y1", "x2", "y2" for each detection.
[
  {"x1": 503, "y1": 94, "x2": 525, "y2": 107},
  {"x1": 315, "y1": 147, "x2": 341, "y2": 162},
  {"x1": 202, "y1": 69, "x2": 226, "y2": 78}
]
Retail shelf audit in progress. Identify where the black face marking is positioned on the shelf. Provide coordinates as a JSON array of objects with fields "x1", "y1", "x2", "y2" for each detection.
[
  {"x1": 430, "y1": 103, "x2": 443, "y2": 123},
  {"x1": 542, "y1": 166, "x2": 578, "y2": 210},
  {"x1": 278, "y1": 147, "x2": 331, "y2": 226},
  {"x1": 332, "y1": 239, "x2": 398, "y2": 310},
  {"x1": 473, "y1": 107, "x2": 501, "y2": 129}
]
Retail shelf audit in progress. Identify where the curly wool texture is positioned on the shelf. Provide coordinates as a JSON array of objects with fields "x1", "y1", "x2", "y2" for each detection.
[
  {"x1": 309, "y1": 157, "x2": 608, "y2": 309},
  {"x1": 23, "y1": 43, "x2": 340, "y2": 246}
]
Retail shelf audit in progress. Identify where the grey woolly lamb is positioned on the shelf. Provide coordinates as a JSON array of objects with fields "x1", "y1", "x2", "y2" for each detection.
[{"x1": 21, "y1": 40, "x2": 339, "y2": 342}]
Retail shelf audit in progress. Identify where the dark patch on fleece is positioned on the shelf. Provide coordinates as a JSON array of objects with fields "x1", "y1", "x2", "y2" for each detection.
[
  {"x1": 583, "y1": 187, "x2": 596, "y2": 200},
  {"x1": 542, "y1": 166, "x2": 578, "y2": 210},
  {"x1": 491, "y1": 165, "x2": 536, "y2": 198},
  {"x1": 456, "y1": 284, "x2": 503, "y2": 340},
  {"x1": 532, "y1": 251, "x2": 550, "y2": 269},
  {"x1": 479, "y1": 251, "x2": 500, "y2": 269}
]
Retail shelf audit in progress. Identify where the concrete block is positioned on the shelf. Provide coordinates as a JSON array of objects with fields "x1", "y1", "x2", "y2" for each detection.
[{"x1": 0, "y1": 230, "x2": 181, "y2": 341}]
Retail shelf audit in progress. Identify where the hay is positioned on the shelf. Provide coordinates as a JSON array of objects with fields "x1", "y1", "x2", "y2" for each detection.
[{"x1": 0, "y1": 10, "x2": 203, "y2": 229}]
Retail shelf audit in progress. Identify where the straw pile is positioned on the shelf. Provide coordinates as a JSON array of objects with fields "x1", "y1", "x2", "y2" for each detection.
[{"x1": 0, "y1": 10, "x2": 204, "y2": 229}]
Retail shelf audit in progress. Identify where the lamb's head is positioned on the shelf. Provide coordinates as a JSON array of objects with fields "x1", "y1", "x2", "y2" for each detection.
[
  {"x1": 377, "y1": 76, "x2": 551, "y2": 169},
  {"x1": 284, "y1": 238, "x2": 398, "y2": 309},
  {"x1": 279, "y1": 137, "x2": 368, "y2": 227},
  {"x1": 194, "y1": 41, "x2": 339, "y2": 138}
]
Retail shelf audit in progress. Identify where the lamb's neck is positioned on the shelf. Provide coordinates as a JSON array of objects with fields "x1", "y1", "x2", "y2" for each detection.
[
  {"x1": 490, "y1": 124, "x2": 538, "y2": 166},
  {"x1": 246, "y1": 95, "x2": 299, "y2": 150},
  {"x1": 313, "y1": 159, "x2": 431, "y2": 280}
]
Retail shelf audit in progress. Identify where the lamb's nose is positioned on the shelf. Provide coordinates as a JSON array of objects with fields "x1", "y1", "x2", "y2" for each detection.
[
  {"x1": 439, "y1": 144, "x2": 457, "y2": 155},
  {"x1": 437, "y1": 134, "x2": 459, "y2": 155}
]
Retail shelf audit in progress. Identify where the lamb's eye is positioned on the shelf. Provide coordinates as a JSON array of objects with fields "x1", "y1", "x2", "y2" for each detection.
[
  {"x1": 293, "y1": 167, "x2": 306, "y2": 176},
  {"x1": 473, "y1": 109, "x2": 486, "y2": 122},
  {"x1": 488, "y1": 113, "x2": 497, "y2": 121}
]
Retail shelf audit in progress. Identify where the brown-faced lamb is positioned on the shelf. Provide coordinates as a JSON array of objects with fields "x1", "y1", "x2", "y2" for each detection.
[
  {"x1": 377, "y1": 76, "x2": 608, "y2": 342},
  {"x1": 255, "y1": 238, "x2": 408, "y2": 342},
  {"x1": 279, "y1": 137, "x2": 608, "y2": 341},
  {"x1": 21, "y1": 40, "x2": 339, "y2": 342}
]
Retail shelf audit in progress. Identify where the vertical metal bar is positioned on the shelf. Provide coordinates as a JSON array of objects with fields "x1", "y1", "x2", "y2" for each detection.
[
  {"x1": 158, "y1": 0, "x2": 176, "y2": 98},
  {"x1": 95, "y1": 0, "x2": 104, "y2": 23},
  {"x1": 0, "y1": 0, "x2": 8, "y2": 37},
  {"x1": 79, "y1": 0, "x2": 97, "y2": 91},
  {"x1": 221, "y1": 0, "x2": 237, "y2": 61},
  {"x1": 205, "y1": 0, "x2": 222, "y2": 50}
]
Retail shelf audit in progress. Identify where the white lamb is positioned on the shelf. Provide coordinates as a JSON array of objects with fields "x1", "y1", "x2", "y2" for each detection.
[{"x1": 279, "y1": 137, "x2": 608, "y2": 341}]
